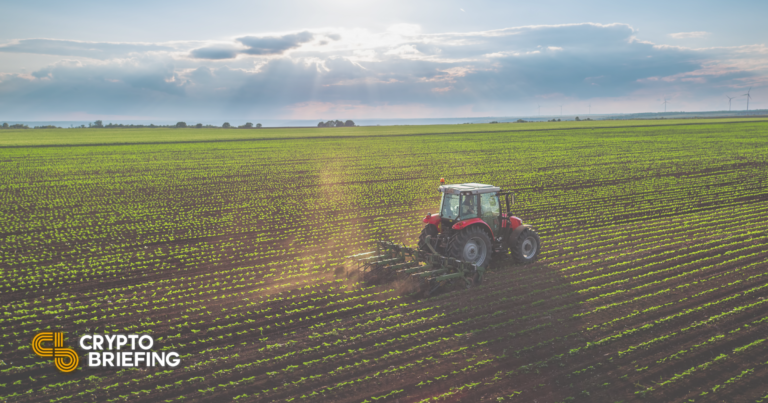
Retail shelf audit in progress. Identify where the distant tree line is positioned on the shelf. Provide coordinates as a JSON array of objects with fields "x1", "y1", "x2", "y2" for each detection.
[
  {"x1": 81, "y1": 120, "x2": 264, "y2": 129},
  {"x1": 318, "y1": 120, "x2": 355, "y2": 127},
  {"x1": 1, "y1": 118, "x2": 602, "y2": 130},
  {"x1": 1, "y1": 123, "x2": 32, "y2": 129},
  {"x1": 1, "y1": 120, "x2": 363, "y2": 129},
  {"x1": 0, "y1": 123, "x2": 61, "y2": 129}
]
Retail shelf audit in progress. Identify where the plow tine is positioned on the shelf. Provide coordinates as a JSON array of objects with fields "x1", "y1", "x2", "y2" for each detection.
[
  {"x1": 370, "y1": 257, "x2": 405, "y2": 266},
  {"x1": 346, "y1": 251, "x2": 375, "y2": 259},
  {"x1": 360, "y1": 254, "x2": 388, "y2": 261},
  {"x1": 388, "y1": 261, "x2": 419, "y2": 271},
  {"x1": 427, "y1": 282, "x2": 442, "y2": 296},
  {"x1": 396, "y1": 263, "x2": 427, "y2": 276}
]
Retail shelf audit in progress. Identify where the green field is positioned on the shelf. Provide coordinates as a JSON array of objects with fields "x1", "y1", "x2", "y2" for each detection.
[
  {"x1": 2, "y1": 117, "x2": 767, "y2": 146},
  {"x1": 2, "y1": 118, "x2": 768, "y2": 402}
]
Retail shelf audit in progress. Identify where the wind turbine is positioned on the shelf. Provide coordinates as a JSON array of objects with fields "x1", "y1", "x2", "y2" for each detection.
[
  {"x1": 662, "y1": 97, "x2": 669, "y2": 113},
  {"x1": 744, "y1": 87, "x2": 752, "y2": 111},
  {"x1": 727, "y1": 96, "x2": 734, "y2": 111}
]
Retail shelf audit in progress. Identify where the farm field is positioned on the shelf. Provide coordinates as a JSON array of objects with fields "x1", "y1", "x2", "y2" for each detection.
[{"x1": 1, "y1": 118, "x2": 768, "y2": 402}]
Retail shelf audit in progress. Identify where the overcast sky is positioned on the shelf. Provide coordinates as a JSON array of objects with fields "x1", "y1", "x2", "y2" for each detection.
[{"x1": 0, "y1": 0, "x2": 765, "y2": 121}]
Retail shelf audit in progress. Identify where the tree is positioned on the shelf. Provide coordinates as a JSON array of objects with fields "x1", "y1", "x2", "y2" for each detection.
[
  {"x1": 2, "y1": 122, "x2": 7, "y2": 128},
  {"x1": 240, "y1": 122, "x2": 254, "y2": 128},
  {"x1": 256, "y1": 123, "x2": 262, "y2": 128},
  {"x1": 222, "y1": 122, "x2": 231, "y2": 128},
  {"x1": 334, "y1": 120, "x2": 344, "y2": 127},
  {"x1": 318, "y1": 122, "x2": 327, "y2": 127},
  {"x1": 176, "y1": 122, "x2": 187, "y2": 128},
  {"x1": 575, "y1": 116, "x2": 580, "y2": 121},
  {"x1": 195, "y1": 123, "x2": 203, "y2": 128},
  {"x1": 93, "y1": 120, "x2": 103, "y2": 128},
  {"x1": 344, "y1": 120, "x2": 355, "y2": 127}
]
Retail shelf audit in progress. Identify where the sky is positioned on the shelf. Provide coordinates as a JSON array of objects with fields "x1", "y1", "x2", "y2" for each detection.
[{"x1": 0, "y1": 0, "x2": 766, "y2": 123}]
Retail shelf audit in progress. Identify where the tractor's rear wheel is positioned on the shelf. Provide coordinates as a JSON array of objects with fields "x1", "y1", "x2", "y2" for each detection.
[
  {"x1": 418, "y1": 224, "x2": 439, "y2": 252},
  {"x1": 511, "y1": 228, "x2": 540, "y2": 264},
  {"x1": 447, "y1": 226, "x2": 492, "y2": 268}
]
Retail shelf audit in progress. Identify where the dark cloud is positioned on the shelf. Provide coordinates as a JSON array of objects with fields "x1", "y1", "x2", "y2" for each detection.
[
  {"x1": 188, "y1": 31, "x2": 315, "y2": 59},
  {"x1": 0, "y1": 39, "x2": 172, "y2": 60},
  {"x1": 237, "y1": 31, "x2": 314, "y2": 55},
  {"x1": 189, "y1": 46, "x2": 240, "y2": 60}
]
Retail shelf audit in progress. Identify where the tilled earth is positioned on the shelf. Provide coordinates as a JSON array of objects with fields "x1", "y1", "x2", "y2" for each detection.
[{"x1": 2, "y1": 121, "x2": 768, "y2": 403}]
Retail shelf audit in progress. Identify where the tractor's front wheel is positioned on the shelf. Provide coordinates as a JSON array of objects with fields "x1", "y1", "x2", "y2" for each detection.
[
  {"x1": 447, "y1": 226, "x2": 492, "y2": 268},
  {"x1": 418, "y1": 224, "x2": 439, "y2": 252},
  {"x1": 511, "y1": 228, "x2": 541, "y2": 264}
]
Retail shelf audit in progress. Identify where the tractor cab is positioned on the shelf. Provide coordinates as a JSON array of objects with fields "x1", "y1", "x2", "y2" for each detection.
[{"x1": 437, "y1": 183, "x2": 502, "y2": 235}]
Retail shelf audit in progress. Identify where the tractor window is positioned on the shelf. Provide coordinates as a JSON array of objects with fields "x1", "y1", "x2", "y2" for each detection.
[
  {"x1": 480, "y1": 193, "x2": 500, "y2": 217},
  {"x1": 481, "y1": 193, "x2": 500, "y2": 230},
  {"x1": 459, "y1": 194, "x2": 478, "y2": 219},
  {"x1": 440, "y1": 193, "x2": 460, "y2": 220}
]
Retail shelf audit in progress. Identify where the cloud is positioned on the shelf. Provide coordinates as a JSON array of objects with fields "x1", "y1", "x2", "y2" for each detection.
[
  {"x1": 238, "y1": 31, "x2": 314, "y2": 55},
  {"x1": 0, "y1": 57, "x2": 187, "y2": 119},
  {"x1": 669, "y1": 31, "x2": 710, "y2": 39},
  {"x1": 0, "y1": 39, "x2": 173, "y2": 60},
  {"x1": 188, "y1": 31, "x2": 315, "y2": 60},
  {"x1": 189, "y1": 46, "x2": 240, "y2": 60},
  {"x1": 0, "y1": 23, "x2": 765, "y2": 120}
]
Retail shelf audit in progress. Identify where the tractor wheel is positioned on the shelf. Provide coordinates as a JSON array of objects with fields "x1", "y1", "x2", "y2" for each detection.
[
  {"x1": 447, "y1": 226, "x2": 492, "y2": 268},
  {"x1": 511, "y1": 228, "x2": 541, "y2": 264},
  {"x1": 418, "y1": 224, "x2": 439, "y2": 252}
]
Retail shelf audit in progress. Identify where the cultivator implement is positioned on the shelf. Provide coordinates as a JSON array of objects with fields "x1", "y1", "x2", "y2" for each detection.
[{"x1": 347, "y1": 237, "x2": 484, "y2": 297}]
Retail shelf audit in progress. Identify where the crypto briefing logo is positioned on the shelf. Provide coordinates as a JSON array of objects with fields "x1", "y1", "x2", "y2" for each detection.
[
  {"x1": 31, "y1": 332, "x2": 79, "y2": 373},
  {"x1": 33, "y1": 331, "x2": 180, "y2": 373}
]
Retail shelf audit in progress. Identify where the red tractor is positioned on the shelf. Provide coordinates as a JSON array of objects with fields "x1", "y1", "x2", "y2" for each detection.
[{"x1": 419, "y1": 182, "x2": 540, "y2": 269}]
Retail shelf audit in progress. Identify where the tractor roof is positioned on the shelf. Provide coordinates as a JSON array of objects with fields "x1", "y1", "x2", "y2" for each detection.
[{"x1": 438, "y1": 183, "x2": 501, "y2": 195}]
